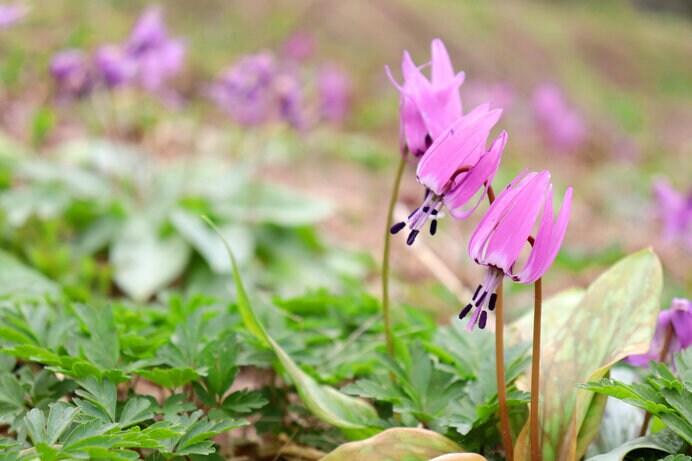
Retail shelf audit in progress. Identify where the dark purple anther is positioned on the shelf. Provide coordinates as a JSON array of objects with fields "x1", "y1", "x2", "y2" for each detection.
[
  {"x1": 458, "y1": 303, "x2": 473, "y2": 320},
  {"x1": 390, "y1": 222, "x2": 406, "y2": 234},
  {"x1": 473, "y1": 284, "x2": 482, "y2": 300},
  {"x1": 406, "y1": 230, "x2": 420, "y2": 245},
  {"x1": 430, "y1": 220, "x2": 438, "y2": 235},
  {"x1": 488, "y1": 293, "x2": 497, "y2": 311},
  {"x1": 479, "y1": 311, "x2": 488, "y2": 329}
]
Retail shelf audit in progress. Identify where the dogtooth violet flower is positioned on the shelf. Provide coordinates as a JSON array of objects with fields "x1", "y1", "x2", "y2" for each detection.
[
  {"x1": 626, "y1": 298, "x2": 692, "y2": 367},
  {"x1": 652, "y1": 178, "x2": 692, "y2": 251},
  {"x1": 50, "y1": 49, "x2": 94, "y2": 99},
  {"x1": 461, "y1": 169, "x2": 573, "y2": 330},
  {"x1": 390, "y1": 104, "x2": 505, "y2": 245},
  {"x1": 386, "y1": 38, "x2": 465, "y2": 159},
  {"x1": 0, "y1": 3, "x2": 28, "y2": 29}
]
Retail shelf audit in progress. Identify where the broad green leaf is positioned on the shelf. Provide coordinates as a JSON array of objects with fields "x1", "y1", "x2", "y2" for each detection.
[
  {"x1": 74, "y1": 378, "x2": 117, "y2": 422},
  {"x1": 0, "y1": 250, "x2": 60, "y2": 300},
  {"x1": 170, "y1": 209, "x2": 253, "y2": 273},
  {"x1": 204, "y1": 217, "x2": 379, "y2": 439},
  {"x1": 73, "y1": 304, "x2": 119, "y2": 370},
  {"x1": 118, "y1": 398, "x2": 154, "y2": 428},
  {"x1": 514, "y1": 249, "x2": 663, "y2": 461},
  {"x1": 585, "y1": 428, "x2": 683, "y2": 460},
  {"x1": 321, "y1": 427, "x2": 464, "y2": 461},
  {"x1": 110, "y1": 216, "x2": 191, "y2": 301},
  {"x1": 221, "y1": 389, "x2": 268, "y2": 414},
  {"x1": 215, "y1": 183, "x2": 333, "y2": 226},
  {"x1": 25, "y1": 403, "x2": 80, "y2": 446}
]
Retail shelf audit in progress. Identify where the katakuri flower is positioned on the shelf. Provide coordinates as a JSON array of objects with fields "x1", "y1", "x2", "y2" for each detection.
[
  {"x1": 652, "y1": 178, "x2": 692, "y2": 251},
  {"x1": 626, "y1": 298, "x2": 692, "y2": 367},
  {"x1": 50, "y1": 49, "x2": 94, "y2": 99},
  {"x1": 390, "y1": 104, "x2": 505, "y2": 245},
  {"x1": 386, "y1": 38, "x2": 465, "y2": 159},
  {"x1": 0, "y1": 3, "x2": 28, "y2": 29},
  {"x1": 461, "y1": 170, "x2": 572, "y2": 330},
  {"x1": 95, "y1": 44, "x2": 137, "y2": 87},
  {"x1": 124, "y1": 5, "x2": 185, "y2": 92},
  {"x1": 532, "y1": 83, "x2": 586, "y2": 153},
  {"x1": 317, "y1": 64, "x2": 351, "y2": 123}
]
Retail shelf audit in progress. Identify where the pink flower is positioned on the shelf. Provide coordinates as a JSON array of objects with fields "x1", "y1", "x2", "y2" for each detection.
[
  {"x1": 532, "y1": 83, "x2": 586, "y2": 153},
  {"x1": 0, "y1": 3, "x2": 28, "y2": 29},
  {"x1": 652, "y1": 178, "x2": 692, "y2": 251},
  {"x1": 317, "y1": 64, "x2": 352, "y2": 123},
  {"x1": 386, "y1": 38, "x2": 465, "y2": 159},
  {"x1": 626, "y1": 298, "x2": 692, "y2": 367},
  {"x1": 50, "y1": 49, "x2": 95, "y2": 99},
  {"x1": 390, "y1": 105, "x2": 505, "y2": 244},
  {"x1": 461, "y1": 170, "x2": 572, "y2": 329},
  {"x1": 281, "y1": 31, "x2": 315, "y2": 63}
]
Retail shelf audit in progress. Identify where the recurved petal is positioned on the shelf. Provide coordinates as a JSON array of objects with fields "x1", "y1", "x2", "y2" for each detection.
[
  {"x1": 523, "y1": 186, "x2": 572, "y2": 282},
  {"x1": 511, "y1": 185, "x2": 554, "y2": 282},
  {"x1": 671, "y1": 298, "x2": 692, "y2": 348},
  {"x1": 401, "y1": 93, "x2": 429, "y2": 157},
  {"x1": 445, "y1": 131, "x2": 506, "y2": 220},
  {"x1": 483, "y1": 172, "x2": 551, "y2": 272},
  {"x1": 468, "y1": 169, "x2": 534, "y2": 262},
  {"x1": 416, "y1": 107, "x2": 502, "y2": 194}
]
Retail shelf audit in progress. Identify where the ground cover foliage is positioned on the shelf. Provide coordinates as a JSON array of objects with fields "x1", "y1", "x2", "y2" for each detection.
[{"x1": 0, "y1": 1, "x2": 690, "y2": 460}]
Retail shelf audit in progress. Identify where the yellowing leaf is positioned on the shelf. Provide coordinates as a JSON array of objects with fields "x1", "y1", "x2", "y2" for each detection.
[
  {"x1": 514, "y1": 249, "x2": 662, "y2": 461},
  {"x1": 321, "y1": 427, "x2": 464, "y2": 461}
]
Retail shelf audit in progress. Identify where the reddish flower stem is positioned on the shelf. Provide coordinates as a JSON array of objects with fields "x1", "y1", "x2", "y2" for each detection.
[
  {"x1": 638, "y1": 323, "x2": 675, "y2": 436},
  {"x1": 382, "y1": 156, "x2": 407, "y2": 358},
  {"x1": 530, "y1": 278, "x2": 543, "y2": 461},
  {"x1": 488, "y1": 185, "x2": 514, "y2": 461}
]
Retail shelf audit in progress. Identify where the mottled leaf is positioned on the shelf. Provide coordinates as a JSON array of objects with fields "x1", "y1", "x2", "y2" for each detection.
[
  {"x1": 321, "y1": 428, "x2": 464, "y2": 461},
  {"x1": 514, "y1": 249, "x2": 663, "y2": 461}
]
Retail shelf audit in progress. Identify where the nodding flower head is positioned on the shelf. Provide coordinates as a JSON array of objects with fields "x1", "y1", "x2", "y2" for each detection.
[
  {"x1": 626, "y1": 298, "x2": 692, "y2": 367},
  {"x1": 386, "y1": 38, "x2": 465, "y2": 159},
  {"x1": 461, "y1": 169, "x2": 572, "y2": 330},
  {"x1": 50, "y1": 49, "x2": 95, "y2": 99},
  {"x1": 390, "y1": 104, "x2": 505, "y2": 245}
]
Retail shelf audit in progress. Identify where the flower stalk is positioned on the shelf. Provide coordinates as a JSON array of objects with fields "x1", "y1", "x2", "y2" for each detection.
[
  {"x1": 530, "y1": 277, "x2": 543, "y2": 461},
  {"x1": 382, "y1": 155, "x2": 407, "y2": 358}
]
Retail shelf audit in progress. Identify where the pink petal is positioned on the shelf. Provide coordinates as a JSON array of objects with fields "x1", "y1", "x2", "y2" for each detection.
[
  {"x1": 431, "y1": 39, "x2": 455, "y2": 86},
  {"x1": 483, "y1": 172, "x2": 551, "y2": 272},
  {"x1": 416, "y1": 106, "x2": 501, "y2": 194},
  {"x1": 523, "y1": 186, "x2": 572, "y2": 282},
  {"x1": 468, "y1": 169, "x2": 535, "y2": 262},
  {"x1": 511, "y1": 185, "x2": 555, "y2": 282},
  {"x1": 671, "y1": 299, "x2": 692, "y2": 348},
  {"x1": 444, "y1": 131, "x2": 506, "y2": 220}
]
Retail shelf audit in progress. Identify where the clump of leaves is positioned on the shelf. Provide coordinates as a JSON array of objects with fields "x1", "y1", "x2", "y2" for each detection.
[{"x1": 582, "y1": 348, "x2": 692, "y2": 456}]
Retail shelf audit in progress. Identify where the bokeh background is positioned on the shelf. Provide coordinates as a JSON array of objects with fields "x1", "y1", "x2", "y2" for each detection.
[{"x1": 0, "y1": 0, "x2": 689, "y2": 317}]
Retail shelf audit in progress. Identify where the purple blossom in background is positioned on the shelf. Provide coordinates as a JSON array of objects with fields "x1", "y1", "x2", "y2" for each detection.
[
  {"x1": 275, "y1": 70, "x2": 306, "y2": 129},
  {"x1": 50, "y1": 49, "x2": 94, "y2": 99},
  {"x1": 532, "y1": 82, "x2": 587, "y2": 153},
  {"x1": 652, "y1": 178, "x2": 692, "y2": 250},
  {"x1": 0, "y1": 3, "x2": 28, "y2": 29},
  {"x1": 208, "y1": 52, "x2": 278, "y2": 125},
  {"x1": 462, "y1": 170, "x2": 572, "y2": 330},
  {"x1": 626, "y1": 298, "x2": 692, "y2": 367},
  {"x1": 95, "y1": 45, "x2": 136, "y2": 87},
  {"x1": 124, "y1": 5, "x2": 185, "y2": 92},
  {"x1": 281, "y1": 31, "x2": 315, "y2": 63},
  {"x1": 317, "y1": 65, "x2": 351, "y2": 123}
]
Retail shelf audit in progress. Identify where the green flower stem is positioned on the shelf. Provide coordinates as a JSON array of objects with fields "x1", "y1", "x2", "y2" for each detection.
[
  {"x1": 531, "y1": 277, "x2": 543, "y2": 461},
  {"x1": 382, "y1": 155, "x2": 406, "y2": 358},
  {"x1": 488, "y1": 185, "x2": 514, "y2": 461},
  {"x1": 638, "y1": 322, "x2": 675, "y2": 436}
]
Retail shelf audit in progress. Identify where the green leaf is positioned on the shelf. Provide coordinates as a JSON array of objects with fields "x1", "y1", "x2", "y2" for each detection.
[
  {"x1": 25, "y1": 403, "x2": 80, "y2": 446},
  {"x1": 320, "y1": 427, "x2": 464, "y2": 461},
  {"x1": 221, "y1": 389, "x2": 268, "y2": 414},
  {"x1": 0, "y1": 250, "x2": 60, "y2": 300},
  {"x1": 74, "y1": 377, "x2": 117, "y2": 422},
  {"x1": 110, "y1": 216, "x2": 191, "y2": 301},
  {"x1": 513, "y1": 249, "x2": 663, "y2": 461},
  {"x1": 585, "y1": 428, "x2": 683, "y2": 460},
  {"x1": 118, "y1": 397, "x2": 154, "y2": 428},
  {"x1": 170, "y1": 208, "x2": 254, "y2": 273},
  {"x1": 133, "y1": 367, "x2": 201, "y2": 389},
  {"x1": 204, "y1": 216, "x2": 379, "y2": 439},
  {"x1": 73, "y1": 303, "x2": 119, "y2": 370}
]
